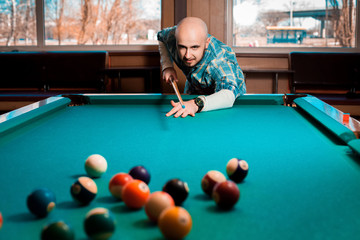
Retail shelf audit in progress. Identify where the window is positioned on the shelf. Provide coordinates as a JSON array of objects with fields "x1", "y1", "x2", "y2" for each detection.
[
  {"x1": 0, "y1": 0, "x2": 161, "y2": 49},
  {"x1": 0, "y1": 0, "x2": 37, "y2": 46},
  {"x1": 232, "y1": 0, "x2": 358, "y2": 48}
]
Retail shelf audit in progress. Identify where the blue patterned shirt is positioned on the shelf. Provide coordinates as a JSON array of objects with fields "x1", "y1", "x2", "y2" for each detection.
[{"x1": 157, "y1": 26, "x2": 246, "y2": 97}]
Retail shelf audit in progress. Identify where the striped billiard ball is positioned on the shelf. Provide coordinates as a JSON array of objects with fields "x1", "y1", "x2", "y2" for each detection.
[
  {"x1": 226, "y1": 158, "x2": 249, "y2": 183},
  {"x1": 41, "y1": 221, "x2": 75, "y2": 240},
  {"x1": 84, "y1": 207, "x2": 116, "y2": 240},
  {"x1": 85, "y1": 154, "x2": 108, "y2": 178},
  {"x1": 70, "y1": 177, "x2": 97, "y2": 205},
  {"x1": 201, "y1": 170, "x2": 226, "y2": 196}
]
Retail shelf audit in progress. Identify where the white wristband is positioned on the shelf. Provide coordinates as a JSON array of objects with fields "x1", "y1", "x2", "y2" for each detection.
[{"x1": 202, "y1": 89, "x2": 235, "y2": 112}]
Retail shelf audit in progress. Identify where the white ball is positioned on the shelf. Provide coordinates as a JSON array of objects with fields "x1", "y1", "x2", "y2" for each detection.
[{"x1": 85, "y1": 154, "x2": 108, "y2": 178}]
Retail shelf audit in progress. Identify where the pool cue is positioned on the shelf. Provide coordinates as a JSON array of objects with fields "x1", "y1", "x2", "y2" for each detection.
[{"x1": 170, "y1": 77, "x2": 185, "y2": 108}]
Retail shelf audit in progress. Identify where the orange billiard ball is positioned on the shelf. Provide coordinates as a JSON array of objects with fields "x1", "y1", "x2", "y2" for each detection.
[
  {"x1": 158, "y1": 206, "x2": 192, "y2": 239},
  {"x1": 108, "y1": 173, "x2": 133, "y2": 200},
  {"x1": 145, "y1": 191, "x2": 175, "y2": 222},
  {"x1": 122, "y1": 180, "x2": 150, "y2": 209},
  {"x1": 212, "y1": 180, "x2": 240, "y2": 209},
  {"x1": 201, "y1": 170, "x2": 227, "y2": 196}
]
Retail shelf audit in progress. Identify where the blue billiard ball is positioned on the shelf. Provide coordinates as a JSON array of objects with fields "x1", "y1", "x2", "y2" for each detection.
[{"x1": 26, "y1": 188, "x2": 56, "y2": 218}]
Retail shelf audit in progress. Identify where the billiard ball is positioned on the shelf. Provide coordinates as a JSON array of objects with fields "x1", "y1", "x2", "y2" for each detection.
[
  {"x1": 85, "y1": 154, "x2": 108, "y2": 178},
  {"x1": 41, "y1": 221, "x2": 75, "y2": 240},
  {"x1": 145, "y1": 191, "x2": 175, "y2": 222},
  {"x1": 122, "y1": 179, "x2": 150, "y2": 209},
  {"x1": 162, "y1": 178, "x2": 189, "y2": 206},
  {"x1": 108, "y1": 172, "x2": 133, "y2": 200},
  {"x1": 158, "y1": 206, "x2": 192, "y2": 239},
  {"x1": 0, "y1": 212, "x2": 3, "y2": 230},
  {"x1": 212, "y1": 180, "x2": 240, "y2": 209},
  {"x1": 128, "y1": 165, "x2": 151, "y2": 184},
  {"x1": 26, "y1": 188, "x2": 56, "y2": 218},
  {"x1": 226, "y1": 158, "x2": 249, "y2": 183},
  {"x1": 70, "y1": 176, "x2": 98, "y2": 205},
  {"x1": 84, "y1": 207, "x2": 116, "y2": 240},
  {"x1": 201, "y1": 170, "x2": 226, "y2": 196}
]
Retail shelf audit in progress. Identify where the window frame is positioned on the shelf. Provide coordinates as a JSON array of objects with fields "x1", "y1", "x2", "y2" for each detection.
[
  {"x1": 0, "y1": 0, "x2": 159, "y2": 52},
  {"x1": 226, "y1": 0, "x2": 360, "y2": 53}
]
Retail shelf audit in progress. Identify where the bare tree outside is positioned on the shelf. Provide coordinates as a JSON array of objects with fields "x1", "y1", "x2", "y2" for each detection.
[
  {"x1": 0, "y1": 0, "x2": 36, "y2": 46},
  {"x1": 0, "y1": 0, "x2": 160, "y2": 46}
]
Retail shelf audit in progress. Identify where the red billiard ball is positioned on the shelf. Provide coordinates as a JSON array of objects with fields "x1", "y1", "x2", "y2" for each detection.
[
  {"x1": 122, "y1": 179, "x2": 150, "y2": 209},
  {"x1": 70, "y1": 177, "x2": 98, "y2": 205},
  {"x1": 226, "y1": 158, "x2": 249, "y2": 183},
  {"x1": 41, "y1": 221, "x2": 75, "y2": 240},
  {"x1": 145, "y1": 191, "x2": 175, "y2": 222},
  {"x1": 85, "y1": 154, "x2": 108, "y2": 178},
  {"x1": 162, "y1": 178, "x2": 189, "y2": 206},
  {"x1": 26, "y1": 188, "x2": 56, "y2": 218},
  {"x1": 108, "y1": 173, "x2": 133, "y2": 200},
  {"x1": 158, "y1": 206, "x2": 192, "y2": 239},
  {"x1": 129, "y1": 165, "x2": 151, "y2": 184},
  {"x1": 201, "y1": 170, "x2": 226, "y2": 196},
  {"x1": 84, "y1": 207, "x2": 116, "y2": 240},
  {"x1": 0, "y1": 212, "x2": 3, "y2": 230},
  {"x1": 212, "y1": 180, "x2": 240, "y2": 209}
]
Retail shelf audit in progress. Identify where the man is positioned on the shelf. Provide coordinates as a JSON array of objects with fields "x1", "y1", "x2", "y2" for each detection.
[{"x1": 157, "y1": 17, "x2": 246, "y2": 118}]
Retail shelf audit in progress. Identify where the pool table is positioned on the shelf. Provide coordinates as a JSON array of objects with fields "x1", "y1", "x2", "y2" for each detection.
[{"x1": 0, "y1": 94, "x2": 360, "y2": 240}]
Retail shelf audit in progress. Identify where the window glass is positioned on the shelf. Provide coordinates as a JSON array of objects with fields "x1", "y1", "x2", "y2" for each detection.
[
  {"x1": 44, "y1": 0, "x2": 161, "y2": 46},
  {"x1": 233, "y1": 0, "x2": 357, "y2": 48},
  {"x1": 0, "y1": 0, "x2": 37, "y2": 46}
]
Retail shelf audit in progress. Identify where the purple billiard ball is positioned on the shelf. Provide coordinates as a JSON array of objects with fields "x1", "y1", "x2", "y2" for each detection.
[{"x1": 129, "y1": 165, "x2": 151, "y2": 184}]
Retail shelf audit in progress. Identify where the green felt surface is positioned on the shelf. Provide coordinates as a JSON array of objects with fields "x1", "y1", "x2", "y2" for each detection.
[{"x1": 0, "y1": 94, "x2": 360, "y2": 240}]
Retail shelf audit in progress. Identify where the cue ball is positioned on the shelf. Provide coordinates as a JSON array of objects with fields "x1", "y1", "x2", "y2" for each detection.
[
  {"x1": 108, "y1": 172, "x2": 133, "y2": 200},
  {"x1": 226, "y1": 158, "x2": 249, "y2": 183},
  {"x1": 145, "y1": 191, "x2": 175, "y2": 222},
  {"x1": 85, "y1": 154, "x2": 108, "y2": 178},
  {"x1": 26, "y1": 188, "x2": 56, "y2": 218},
  {"x1": 122, "y1": 179, "x2": 150, "y2": 209},
  {"x1": 129, "y1": 165, "x2": 151, "y2": 184},
  {"x1": 70, "y1": 176, "x2": 98, "y2": 205},
  {"x1": 41, "y1": 221, "x2": 75, "y2": 240},
  {"x1": 84, "y1": 207, "x2": 116, "y2": 240},
  {"x1": 158, "y1": 206, "x2": 192, "y2": 240},
  {"x1": 162, "y1": 178, "x2": 189, "y2": 206},
  {"x1": 201, "y1": 170, "x2": 226, "y2": 196},
  {"x1": 212, "y1": 180, "x2": 240, "y2": 209}
]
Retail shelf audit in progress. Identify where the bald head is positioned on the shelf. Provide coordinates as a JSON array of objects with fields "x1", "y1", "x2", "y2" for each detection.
[
  {"x1": 175, "y1": 17, "x2": 210, "y2": 67},
  {"x1": 176, "y1": 17, "x2": 208, "y2": 42}
]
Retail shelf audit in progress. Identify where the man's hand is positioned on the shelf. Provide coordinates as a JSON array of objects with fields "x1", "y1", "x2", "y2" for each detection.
[
  {"x1": 166, "y1": 99, "x2": 199, "y2": 118},
  {"x1": 162, "y1": 67, "x2": 178, "y2": 84}
]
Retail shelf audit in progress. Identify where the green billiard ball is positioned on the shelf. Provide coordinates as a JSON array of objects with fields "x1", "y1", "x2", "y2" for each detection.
[
  {"x1": 84, "y1": 207, "x2": 116, "y2": 240},
  {"x1": 41, "y1": 221, "x2": 75, "y2": 240}
]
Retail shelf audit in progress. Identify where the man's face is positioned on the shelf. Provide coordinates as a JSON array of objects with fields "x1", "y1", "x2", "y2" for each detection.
[{"x1": 176, "y1": 34, "x2": 210, "y2": 67}]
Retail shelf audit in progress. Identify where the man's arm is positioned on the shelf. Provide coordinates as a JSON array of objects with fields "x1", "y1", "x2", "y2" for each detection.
[{"x1": 159, "y1": 41, "x2": 178, "y2": 84}]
